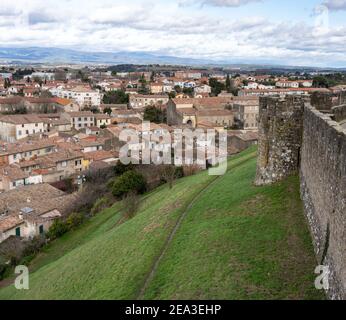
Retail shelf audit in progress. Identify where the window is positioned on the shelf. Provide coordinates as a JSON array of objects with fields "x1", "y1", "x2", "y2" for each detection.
[
  {"x1": 26, "y1": 130, "x2": 29, "y2": 134},
  {"x1": 61, "y1": 161, "x2": 67, "y2": 167},
  {"x1": 39, "y1": 225, "x2": 44, "y2": 234},
  {"x1": 18, "y1": 130, "x2": 22, "y2": 136},
  {"x1": 35, "y1": 123, "x2": 38, "y2": 127},
  {"x1": 15, "y1": 227, "x2": 21, "y2": 237}
]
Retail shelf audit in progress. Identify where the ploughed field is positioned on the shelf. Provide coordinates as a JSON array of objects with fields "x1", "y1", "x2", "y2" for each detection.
[{"x1": 0, "y1": 147, "x2": 324, "y2": 300}]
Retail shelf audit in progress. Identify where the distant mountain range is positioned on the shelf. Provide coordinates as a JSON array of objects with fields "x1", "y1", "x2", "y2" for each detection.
[
  {"x1": 0, "y1": 47, "x2": 214, "y2": 66},
  {"x1": 0, "y1": 47, "x2": 345, "y2": 70}
]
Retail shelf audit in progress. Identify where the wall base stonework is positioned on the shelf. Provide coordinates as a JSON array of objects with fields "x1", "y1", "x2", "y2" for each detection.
[
  {"x1": 255, "y1": 94, "x2": 346, "y2": 299},
  {"x1": 300, "y1": 105, "x2": 346, "y2": 300},
  {"x1": 255, "y1": 96, "x2": 304, "y2": 186}
]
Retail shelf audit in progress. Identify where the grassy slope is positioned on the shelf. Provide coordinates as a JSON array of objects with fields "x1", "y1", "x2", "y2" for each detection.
[
  {"x1": 0, "y1": 155, "x2": 219, "y2": 299},
  {"x1": 0, "y1": 147, "x2": 323, "y2": 300},
  {"x1": 144, "y1": 156, "x2": 323, "y2": 299}
]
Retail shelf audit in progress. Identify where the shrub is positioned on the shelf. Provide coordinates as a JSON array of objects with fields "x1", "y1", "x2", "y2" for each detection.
[
  {"x1": 122, "y1": 192, "x2": 140, "y2": 220},
  {"x1": 183, "y1": 164, "x2": 200, "y2": 177},
  {"x1": 0, "y1": 256, "x2": 9, "y2": 280},
  {"x1": 159, "y1": 165, "x2": 177, "y2": 189},
  {"x1": 113, "y1": 161, "x2": 134, "y2": 176},
  {"x1": 22, "y1": 236, "x2": 46, "y2": 257},
  {"x1": 112, "y1": 170, "x2": 147, "y2": 198},
  {"x1": 66, "y1": 212, "x2": 85, "y2": 230},
  {"x1": 175, "y1": 166, "x2": 184, "y2": 179},
  {"x1": 91, "y1": 197, "x2": 112, "y2": 215},
  {"x1": 47, "y1": 219, "x2": 69, "y2": 240},
  {"x1": 0, "y1": 236, "x2": 25, "y2": 266}
]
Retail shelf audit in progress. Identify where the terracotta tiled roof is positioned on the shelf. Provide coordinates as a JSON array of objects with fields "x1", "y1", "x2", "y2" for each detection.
[
  {"x1": 0, "y1": 183, "x2": 65, "y2": 211},
  {"x1": 0, "y1": 165, "x2": 29, "y2": 180},
  {"x1": 84, "y1": 150, "x2": 117, "y2": 161},
  {"x1": 0, "y1": 140, "x2": 56, "y2": 156},
  {"x1": 177, "y1": 108, "x2": 197, "y2": 116},
  {"x1": 94, "y1": 114, "x2": 111, "y2": 120},
  {"x1": 172, "y1": 97, "x2": 233, "y2": 108},
  {"x1": 198, "y1": 109, "x2": 233, "y2": 117},
  {"x1": 53, "y1": 98, "x2": 74, "y2": 106},
  {"x1": 0, "y1": 215, "x2": 24, "y2": 233},
  {"x1": 0, "y1": 114, "x2": 43, "y2": 125}
]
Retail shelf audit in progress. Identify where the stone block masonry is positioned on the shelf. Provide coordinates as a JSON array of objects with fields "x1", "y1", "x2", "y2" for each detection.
[
  {"x1": 255, "y1": 94, "x2": 346, "y2": 299},
  {"x1": 300, "y1": 105, "x2": 345, "y2": 300},
  {"x1": 254, "y1": 96, "x2": 304, "y2": 186}
]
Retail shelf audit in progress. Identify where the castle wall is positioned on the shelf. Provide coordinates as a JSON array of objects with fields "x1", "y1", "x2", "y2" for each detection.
[
  {"x1": 300, "y1": 106, "x2": 346, "y2": 300},
  {"x1": 255, "y1": 94, "x2": 346, "y2": 299},
  {"x1": 332, "y1": 104, "x2": 346, "y2": 122},
  {"x1": 255, "y1": 96, "x2": 304, "y2": 185}
]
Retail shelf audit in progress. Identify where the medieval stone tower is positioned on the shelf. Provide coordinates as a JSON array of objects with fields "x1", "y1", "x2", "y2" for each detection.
[{"x1": 254, "y1": 95, "x2": 305, "y2": 186}]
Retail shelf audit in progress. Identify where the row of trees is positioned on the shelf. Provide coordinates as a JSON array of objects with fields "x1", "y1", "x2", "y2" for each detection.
[
  {"x1": 209, "y1": 75, "x2": 238, "y2": 96},
  {"x1": 102, "y1": 90, "x2": 129, "y2": 104},
  {"x1": 143, "y1": 105, "x2": 167, "y2": 123},
  {"x1": 312, "y1": 75, "x2": 341, "y2": 88}
]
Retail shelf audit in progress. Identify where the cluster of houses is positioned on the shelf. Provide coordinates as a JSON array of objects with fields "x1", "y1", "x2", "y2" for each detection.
[
  {"x1": 0, "y1": 183, "x2": 77, "y2": 243},
  {"x1": 237, "y1": 75, "x2": 346, "y2": 97},
  {"x1": 1, "y1": 67, "x2": 342, "y2": 244}
]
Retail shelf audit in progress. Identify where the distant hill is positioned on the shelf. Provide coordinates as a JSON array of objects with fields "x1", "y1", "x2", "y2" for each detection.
[
  {"x1": 0, "y1": 47, "x2": 213, "y2": 66},
  {"x1": 0, "y1": 147, "x2": 324, "y2": 300},
  {"x1": 0, "y1": 47, "x2": 344, "y2": 70}
]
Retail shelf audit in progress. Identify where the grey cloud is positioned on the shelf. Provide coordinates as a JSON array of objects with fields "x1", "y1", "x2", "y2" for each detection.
[
  {"x1": 28, "y1": 12, "x2": 59, "y2": 25},
  {"x1": 180, "y1": 0, "x2": 263, "y2": 7},
  {"x1": 0, "y1": 7, "x2": 20, "y2": 16},
  {"x1": 322, "y1": 0, "x2": 346, "y2": 10},
  {"x1": 0, "y1": 1, "x2": 345, "y2": 67}
]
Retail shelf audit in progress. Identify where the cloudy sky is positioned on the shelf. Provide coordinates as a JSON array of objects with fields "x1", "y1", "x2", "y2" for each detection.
[{"x1": 0, "y1": 0, "x2": 346, "y2": 67}]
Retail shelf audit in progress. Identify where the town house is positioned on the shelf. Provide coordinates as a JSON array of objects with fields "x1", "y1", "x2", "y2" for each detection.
[
  {"x1": 167, "y1": 97, "x2": 234, "y2": 128},
  {"x1": 94, "y1": 113, "x2": 111, "y2": 128},
  {"x1": 129, "y1": 94, "x2": 169, "y2": 109},
  {"x1": 0, "y1": 140, "x2": 56, "y2": 166},
  {"x1": 0, "y1": 184, "x2": 76, "y2": 243},
  {"x1": 0, "y1": 114, "x2": 46, "y2": 142},
  {"x1": 62, "y1": 111, "x2": 96, "y2": 130}
]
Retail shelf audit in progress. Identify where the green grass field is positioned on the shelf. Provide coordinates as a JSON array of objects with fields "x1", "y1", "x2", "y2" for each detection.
[{"x1": 0, "y1": 147, "x2": 324, "y2": 300}]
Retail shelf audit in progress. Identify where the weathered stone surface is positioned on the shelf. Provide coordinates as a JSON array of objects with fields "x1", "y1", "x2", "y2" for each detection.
[
  {"x1": 300, "y1": 105, "x2": 346, "y2": 300},
  {"x1": 332, "y1": 104, "x2": 346, "y2": 122},
  {"x1": 255, "y1": 95, "x2": 346, "y2": 300},
  {"x1": 310, "y1": 92, "x2": 333, "y2": 111},
  {"x1": 255, "y1": 96, "x2": 304, "y2": 186}
]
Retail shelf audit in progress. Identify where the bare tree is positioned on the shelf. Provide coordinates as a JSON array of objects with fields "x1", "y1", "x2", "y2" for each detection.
[
  {"x1": 159, "y1": 165, "x2": 177, "y2": 189},
  {"x1": 0, "y1": 237, "x2": 25, "y2": 265},
  {"x1": 123, "y1": 192, "x2": 140, "y2": 220}
]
